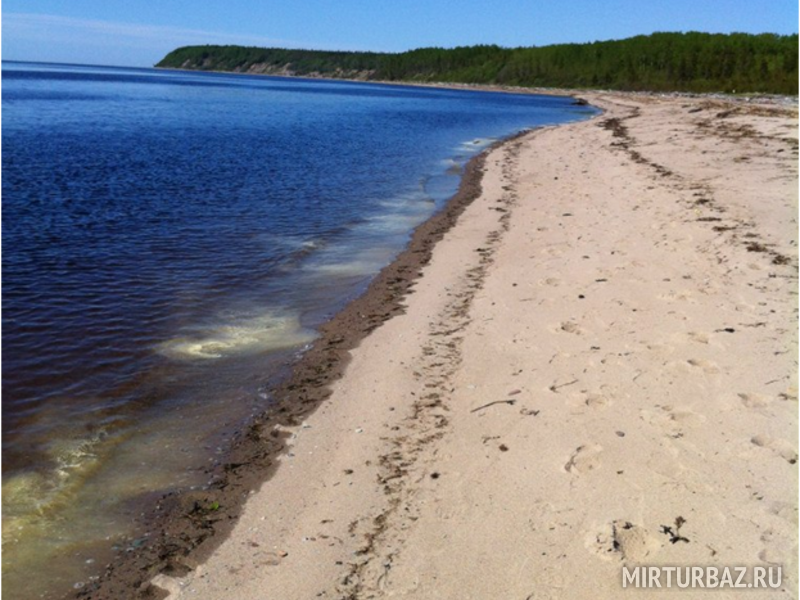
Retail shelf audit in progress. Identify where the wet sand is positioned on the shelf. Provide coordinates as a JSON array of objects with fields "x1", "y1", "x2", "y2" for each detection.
[{"x1": 81, "y1": 92, "x2": 797, "y2": 599}]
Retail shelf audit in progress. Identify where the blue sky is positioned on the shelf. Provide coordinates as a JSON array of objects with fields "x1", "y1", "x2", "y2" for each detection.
[{"x1": 3, "y1": 0, "x2": 798, "y2": 67}]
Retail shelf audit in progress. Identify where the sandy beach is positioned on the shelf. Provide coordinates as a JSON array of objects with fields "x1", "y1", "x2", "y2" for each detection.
[{"x1": 85, "y1": 91, "x2": 797, "y2": 599}]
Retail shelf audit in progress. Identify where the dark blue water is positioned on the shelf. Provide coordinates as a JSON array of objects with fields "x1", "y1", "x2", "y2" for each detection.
[{"x1": 2, "y1": 60, "x2": 595, "y2": 598}]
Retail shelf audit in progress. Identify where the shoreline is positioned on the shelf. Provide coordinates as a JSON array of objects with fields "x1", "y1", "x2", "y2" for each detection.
[
  {"x1": 6, "y1": 66, "x2": 592, "y2": 600},
  {"x1": 76, "y1": 122, "x2": 535, "y2": 600},
  {"x1": 153, "y1": 64, "x2": 800, "y2": 108},
  {"x1": 80, "y1": 91, "x2": 797, "y2": 599}
]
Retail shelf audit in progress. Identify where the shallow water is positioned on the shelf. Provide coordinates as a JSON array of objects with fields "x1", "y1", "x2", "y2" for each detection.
[{"x1": 1, "y1": 60, "x2": 596, "y2": 598}]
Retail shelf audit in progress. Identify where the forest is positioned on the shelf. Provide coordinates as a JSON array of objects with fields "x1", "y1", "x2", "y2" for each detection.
[{"x1": 156, "y1": 32, "x2": 798, "y2": 94}]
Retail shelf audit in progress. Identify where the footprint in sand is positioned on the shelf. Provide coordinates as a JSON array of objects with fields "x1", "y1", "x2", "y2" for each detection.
[
  {"x1": 758, "y1": 529, "x2": 794, "y2": 568},
  {"x1": 585, "y1": 520, "x2": 661, "y2": 563},
  {"x1": 640, "y1": 406, "x2": 706, "y2": 437},
  {"x1": 686, "y1": 358, "x2": 720, "y2": 374},
  {"x1": 612, "y1": 521, "x2": 662, "y2": 562},
  {"x1": 758, "y1": 548, "x2": 788, "y2": 566},
  {"x1": 647, "y1": 342, "x2": 676, "y2": 358},
  {"x1": 585, "y1": 393, "x2": 611, "y2": 409},
  {"x1": 667, "y1": 408, "x2": 707, "y2": 427},
  {"x1": 254, "y1": 551, "x2": 287, "y2": 567},
  {"x1": 751, "y1": 435, "x2": 798, "y2": 464},
  {"x1": 565, "y1": 444, "x2": 603, "y2": 474},
  {"x1": 657, "y1": 290, "x2": 694, "y2": 303},
  {"x1": 768, "y1": 502, "x2": 799, "y2": 525},
  {"x1": 738, "y1": 392, "x2": 772, "y2": 410},
  {"x1": 558, "y1": 321, "x2": 583, "y2": 335},
  {"x1": 538, "y1": 277, "x2": 562, "y2": 287},
  {"x1": 687, "y1": 331, "x2": 709, "y2": 344}
]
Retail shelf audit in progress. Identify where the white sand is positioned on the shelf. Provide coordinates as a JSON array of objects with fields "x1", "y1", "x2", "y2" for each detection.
[{"x1": 153, "y1": 92, "x2": 798, "y2": 599}]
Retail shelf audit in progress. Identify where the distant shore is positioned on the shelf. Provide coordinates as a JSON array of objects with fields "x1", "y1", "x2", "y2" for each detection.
[
  {"x1": 155, "y1": 64, "x2": 800, "y2": 107},
  {"x1": 81, "y1": 90, "x2": 797, "y2": 599},
  {"x1": 155, "y1": 33, "x2": 800, "y2": 95}
]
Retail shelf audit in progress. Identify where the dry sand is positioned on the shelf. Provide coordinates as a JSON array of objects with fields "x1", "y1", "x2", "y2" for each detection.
[{"x1": 149, "y1": 93, "x2": 798, "y2": 599}]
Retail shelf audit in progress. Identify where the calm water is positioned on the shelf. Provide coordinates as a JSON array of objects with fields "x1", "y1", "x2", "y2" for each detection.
[{"x1": 2, "y1": 61, "x2": 595, "y2": 598}]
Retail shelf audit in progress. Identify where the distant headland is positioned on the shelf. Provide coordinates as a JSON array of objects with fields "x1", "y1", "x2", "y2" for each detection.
[{"x1": 156, "y1": 32, "x2": 798, "y2": 95}]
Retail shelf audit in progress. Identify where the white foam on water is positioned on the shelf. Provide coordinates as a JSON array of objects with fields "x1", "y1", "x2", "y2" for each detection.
[
  {"x1": 360, "y1": 211, "x2": 430, "y2": 235},
  {"x1": 441, "y1": 157, "x2": 464, "y2": 174},
  {"x1": 458, "y1": 136, "x2": 494, "y2": 152},
  {"x1": 377, "y1": 191, "x2": 432, "y2": 210},
  {"x1": 364, "y1": 189, "x2": 437, "y2": 232},
  {"x1": 254, "y1": 232, "x2": 324, "y2": 251},
  {"x1": 296, "y1": 185, "x2": 441, "y2": 285},
  {"x1": 305, "y1": 255, "x2": 386, "y2": 278},
  {"x1": 158, "y1": 310, "x2": 317, "y2": 360},
  {"x1": 301, "y1": 241, "x2": 401, "y2": 278}
]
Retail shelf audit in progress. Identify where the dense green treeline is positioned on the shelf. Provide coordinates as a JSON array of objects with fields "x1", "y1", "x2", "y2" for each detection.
[{"x1": 157, "y1": 32, "x2": 798, "y2": 94}]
